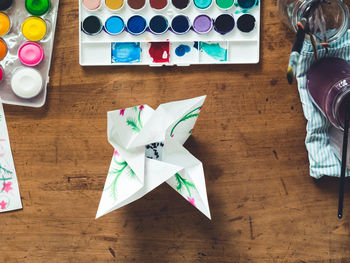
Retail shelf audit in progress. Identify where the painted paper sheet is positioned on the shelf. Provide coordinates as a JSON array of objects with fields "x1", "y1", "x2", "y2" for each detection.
[{"x1": 0, "y1": 101, "x2": 22, "y2": 212}]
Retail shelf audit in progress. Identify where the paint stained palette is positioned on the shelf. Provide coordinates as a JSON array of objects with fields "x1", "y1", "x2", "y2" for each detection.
[
  {"x1": 79, "y1": 0, "x2": 260, "y2": 65},
  {"x1": 0, "y1": 0, "x2": 59, "y2": 107}
]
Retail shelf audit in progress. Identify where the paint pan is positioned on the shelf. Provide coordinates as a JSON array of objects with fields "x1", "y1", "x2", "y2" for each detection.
[
  {"x1": 194, "y1": 0, "x2": 212, "y2": 9},
  {"x1": 214, "y1": 14, "x2": 234, "y2": 34},
  {"x1": 22, "y1": 16, "x2": 47, "y2": 41},
  {"x1": 25, "y1": 0, "x2": 51, "y2": 16},
  {"x1": 216, "y1": 0, "x2": 233, "y2": 9},
  {"x1": 149, "y1": 15, "x2": 168, "y2": 35},
  {"x1": 11, "y1": 68, "x2": 43, "y2": 99},
  {"x1": 105, "y1": 0, "x2": 124, "y2": 10},
  {"x1": 105, "y1": 16, "x2": 124, "y2": 35},
  {"x1": 237, "y1": 0, "x2": 257, "y2": 9},
  {"x1": 127, "y1": 0, "x2": 146, "y2": 10},
  {"x1": 82, "y1": 0, "x2": 102, "y2": 11},
  {"x1": 171, "y1": 15, "x2": 190, "y2": 35},
  {"x1": 0, "y1": 13, "x2": 10, "y2": 37},
  {"x1": 0, "y1": 0, "x2": 12, "y2": 11},
  {"x1": 150, "y1": 0, "x2": 168, "y2": 10},
  {"x1": 171, "y1": 0, "x2": 190, "y2": 10},
  {"x1": 18, "y1": 42, "x2": 45, "y2": 66},
  {"x1": 82, "y1": 15, "x2": 103, "y2": 35},
  {"x1": 193, "y1": 14, "x2": 213, "y2": 34},
  {"x1": 127, "y1": 15, "x2": 147, "y2": 35},
  {"x1": 0, "y1": 38, "x2": 7, "y2": 60},
  {"x1": 237, "y1": 14, "x2": 256, "y2": 33}
]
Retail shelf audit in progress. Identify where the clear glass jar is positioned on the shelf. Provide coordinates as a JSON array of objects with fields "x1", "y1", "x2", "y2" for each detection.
[{"x1": 278, "y1": 0, "x2": 349, "y2": 43}]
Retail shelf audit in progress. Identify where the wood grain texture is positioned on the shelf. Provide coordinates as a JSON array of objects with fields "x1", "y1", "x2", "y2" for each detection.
[{"x1": 1, "y1": 0, "x2": 350, "y2": 262}]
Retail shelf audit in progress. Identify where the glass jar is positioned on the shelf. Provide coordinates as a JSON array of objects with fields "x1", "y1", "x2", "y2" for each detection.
[{"x1": 278, "y1": 0, "x2": 349, "y2": 43}]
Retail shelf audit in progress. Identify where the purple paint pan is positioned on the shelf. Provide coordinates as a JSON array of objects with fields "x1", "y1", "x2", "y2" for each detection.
[{"x1": 193, "y1": 14, "x2": 213, "y2": 34}]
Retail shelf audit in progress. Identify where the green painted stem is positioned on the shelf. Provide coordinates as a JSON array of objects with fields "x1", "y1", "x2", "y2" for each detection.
[{"x1": 170, "y1": 106, "x2": 202, "y2": 137}]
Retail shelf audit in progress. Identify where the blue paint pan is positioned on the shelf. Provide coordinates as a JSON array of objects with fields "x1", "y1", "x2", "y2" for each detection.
[
  {"x1": 127, "y1": 15, "x2": 147, "y2": 35},
  {"x1": 149, "y1": 15, "x2": 169, "y2": 35},
  {"x1": 105, "y1": 16, "x2": 125, "y2": 35},
  {"x1": 171, "y1": 15, "x2": 190, "y2": 35}
]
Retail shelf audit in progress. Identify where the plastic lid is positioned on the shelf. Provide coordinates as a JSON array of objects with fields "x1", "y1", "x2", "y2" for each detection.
[
  {"x1": 18, "y1": 42, "x2": 44, "y2": 66},
  {"x1": 0, "y1": 38, "x2": 7, "y2": 60},
  {"x1": 25, "y1": 0, "x2": 51, "y2": 16},
  {"x1": 22, "y1": 17, "x2": 47, "y2": 41},
  {"x1": 11, "y1": 68, "x2": 43, "y2": 99},
  {"x1": 0, "y1": 13, "x2": 10, "y2": 36}
]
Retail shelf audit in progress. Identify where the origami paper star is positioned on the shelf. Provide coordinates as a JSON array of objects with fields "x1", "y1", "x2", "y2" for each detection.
[{"x1": 96, "y1": 96, "x2": 211, "y2": 219}]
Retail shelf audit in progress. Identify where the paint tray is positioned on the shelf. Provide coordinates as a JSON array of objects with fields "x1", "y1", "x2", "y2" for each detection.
[
  {"x1": 0, "y1": 0, "x2": 59, "y2": 107},
  {"x1": 79, "y1": 0, "x2": 260, "y2": 66}
]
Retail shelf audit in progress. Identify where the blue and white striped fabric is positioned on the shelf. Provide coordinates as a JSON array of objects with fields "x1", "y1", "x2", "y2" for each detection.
[{"x1": 296, "y1": 30, "x2": 350, "y2": 179}]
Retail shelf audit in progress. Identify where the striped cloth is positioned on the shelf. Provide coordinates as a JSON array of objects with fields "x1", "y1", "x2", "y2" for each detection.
[{"x1": 296, "y1": 30, "x2": 350, "y2": 179}]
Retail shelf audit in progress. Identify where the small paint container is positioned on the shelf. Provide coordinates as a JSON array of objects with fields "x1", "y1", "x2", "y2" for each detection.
[
  {"x1": 11, "y1": 68, "x2": 43, "y2": 99},
  {"x1": 0, "y1": 38, "x2": 7, "y2": 60},
  {"x1": 18, "y1": 42, "x2": 45, "y2": 66},
  {"x1": 22, "y1": 17, "x2": 47, "y2": 41},
  {"x1": 194, "y1": 0, "x2": 212, "y2": 9},
  {"x1": 193, "y1": 14, "x2": 213, "y2": 34},
  {"x1": 82, "y1": 0, "x2": 102, "y2": 11},
  {"x1": 104, "y1": 0, "x2": 124, "y2": 11},
  {"x1": 214, "y1": 14, "x2": 235, "y2": 34},
  {"x1": 82, "y1": 15, "x2": 103, "y2": 36},
  {"x1": 237, "y1": 0, "x2": 257, "y2": 9},
  {"x1": 25, "y1": 0, "x2": 51, "y2": 16},
  {"x1": 0, "y1": 13, "x2": 10, "y2": 37},
  {"x1": 0, "y1": 66, "x2": 4, "y2": 83},
  {"x1": 171, "y1": 15, "x2": 190, "y2": 35},
  {"x1": 0, "y1": 0, "x2": 12, "y2": 11},
  {"x1": 127, "y1": 15, "x2": 147, "y2": 35},
  {"x1": 216, "y1": 0, "x2": 233, "y2": 9},
  {"x1": 171, "y1": 0, "x2": 190, "y2": 10},
  {"x1": 127, "y1": 0, "x2": 146, "y2": 11},
  {"x1": 149, "y1": 15, "x2": 168, "y2": 35},
  {"x1": 105, "y1": 16, "x2": 124, "y2": 35},
  {"x1": 150, "y1": 0, "x2": 168, "y2": 10},
  {"x1": 237, "y1": 14, "x2": 256, "y2": 33}
]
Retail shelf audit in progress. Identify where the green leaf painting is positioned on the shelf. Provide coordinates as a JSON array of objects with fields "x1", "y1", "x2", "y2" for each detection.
[
  {"x1": 170, "y1": 106, "x2": 202, "y2": 138},
  {"x1": 174, "y1": 173, "x2": 196, "y2": 197},
  {"x1": 121, "y1": 105, "x2": 144, "y2": 133}
]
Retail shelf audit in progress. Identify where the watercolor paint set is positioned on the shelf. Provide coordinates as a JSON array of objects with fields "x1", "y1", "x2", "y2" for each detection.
[
  {"x1": 0, "y1": 0, "x2": 59, "y2": 107},
  {"x1": 79, "y1": 0, "x2": 260, "y2": 65}
]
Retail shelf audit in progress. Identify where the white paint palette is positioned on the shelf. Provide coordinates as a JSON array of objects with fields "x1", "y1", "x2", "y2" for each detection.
[
  {"x1": 79, "y1": 0, "x2": 260, "y2": 66},
  {"x1": 0, "y1": 0, "x2": 59, "y2": 108}
]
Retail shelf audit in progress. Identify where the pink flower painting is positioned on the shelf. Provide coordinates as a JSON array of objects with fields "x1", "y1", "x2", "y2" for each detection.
[
  {"x1": 187, "y1": 197, "x2": 196, "y2": 207},
  {"x1": 0, "y1": 200, "x2": 7, "y2": 209},
  {"x1": 120, "y1": 109, "x2": 125, "y2": 116},
  {"x1": 2, "y1": 182, "x2": 12, "y2": 193}
]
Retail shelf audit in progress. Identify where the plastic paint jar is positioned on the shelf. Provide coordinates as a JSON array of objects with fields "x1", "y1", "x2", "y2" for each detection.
[
  {"x1": 214, "y1": 14, "x2": 234, "y2": 34},
  {"x1": 82, "y1": 15, "x2": 103, "y2": 35},
  {"x1": 82, "y1": 0, "x2": 102, "y2": 11},
  {"x1": 193, "y1": 14, "x2": 213, "y2": 34},
  {"x1": 18, "y1": 42, "x2": 45, "y2": 66},
  {"x1": 127, "y1": 0, "x2": 146, "y2": 10},
  {"x1": 149, "y1": 15, "x2": 168, "y2": 35},
  {"x1": 105, "y1": 16, "x2": 124, "y2": 35},
  {"x1": 11, "y1": 68, "x2": 43, "y2": 99},
  {"x1": 0, "y1": 0, "x2": 13, "y2": 11},
  {"x1": 237, "y1": 14, "x2": 255, "y2": 33},
  {"x1": 105, "y1": 0, "x2": 124, "y2": 11},
  {"x1": 25, "y1": 0, "x2": 51, "y2": 16},
  {"x1": 22, "y1": 17, "x2": 47, "y2": 41},
  {"x1": 0, "y1": 38, "x2": 7, "y2": 60},
  {"x1": 194, "y1": 0, "x2": 212, "y2": 9},
  {"x1": 171, "y1": 0, "x2": 190, "y2": 10},
  {"x1": 171, "y1": 14, "x2": 190, "y2": 35},
  {"x1": 0, "y1": 12, "x2": 10, "y2": 37},
  {"x1": 150, "y1": 0, "x2": 168, "y2": 10},
  {"x1": 127, "y1": 15, "x2": 147, "y2": 35}
]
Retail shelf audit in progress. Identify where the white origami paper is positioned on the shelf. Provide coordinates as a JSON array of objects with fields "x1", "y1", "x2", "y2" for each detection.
[
  {"x1": 0, "y1": 100, "x2": 22, "y2": 213},
  {"x1": 96, "y1": 96, "x2": 211, "y2": 219}
]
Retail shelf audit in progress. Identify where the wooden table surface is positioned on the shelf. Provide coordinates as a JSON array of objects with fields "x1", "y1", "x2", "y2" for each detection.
[{"x1": 2, "y1": 0, "x2": 350, "y2": 262}]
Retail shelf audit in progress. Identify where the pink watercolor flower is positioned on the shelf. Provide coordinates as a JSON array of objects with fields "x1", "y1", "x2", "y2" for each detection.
[
  {"x1": 139, "y1": 105, "x2": 144, "y2": 111},
  {"x1": 187, "y1": 197, "x2": 196, "y2": 207},
  {"x1": 113, "y1": 149, "x2": 119, "y2": 156},
  {"x1": 2, "y1": 182, "x2": 12, "y2": 193},
  {"x1": 120, "y1": 109, "x2": 125, "y2": 116},
  {"x1": 171, "y1": 134, "x2": 174, "y2": 138},
  {"x1": 0, "y1": 200, "x2": 7, "y2": 209}
]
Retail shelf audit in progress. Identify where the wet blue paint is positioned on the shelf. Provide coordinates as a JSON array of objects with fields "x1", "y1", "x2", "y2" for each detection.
[
  {"x1": 105, "y1": 16, "x2": 124, "y2": 35},
  {"x1": 111, "y1": 42, "x2": 141, "y2": 63},
  {"x1": 175, "y1": 44, "x2": 191, "y2": 56},
  {"x1": 200, "y1": 42, "x2": 227, "y2": 61},
  {"x1": 127, "y1": 15, "x2": 147, "y2": 35},
  {"x1": 193, "y1": 41, "x2": 199, "y2": 50}
]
